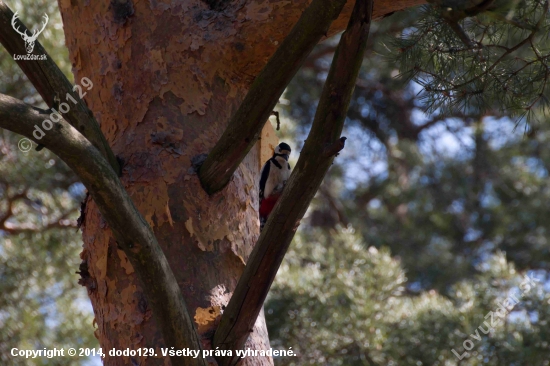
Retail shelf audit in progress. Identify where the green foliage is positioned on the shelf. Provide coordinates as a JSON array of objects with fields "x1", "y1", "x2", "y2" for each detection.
[
  {"x1": 278, "y1": 7, "x2": 550, "y2": 292},
  {"x1": 267, "y1": 229, "x2": 550, "y2": 365},
  {"x1": 266, "y1": 228, "x2": 407, "y2": 365},
  {"x1": 387, "y1": 0, "x2": 550, "y2": 121},
  {"x1": 270, "y1": 3, "x2": 550, "y2": 364}
]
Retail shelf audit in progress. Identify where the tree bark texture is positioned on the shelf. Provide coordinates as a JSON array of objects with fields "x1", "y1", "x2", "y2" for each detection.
[{"x1": 57, "y1": 0, "x2": 424, "y2": 365}]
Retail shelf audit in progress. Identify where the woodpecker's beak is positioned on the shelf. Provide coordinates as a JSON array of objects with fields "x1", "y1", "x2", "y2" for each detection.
[{"x1": 279, "y1": 150, "x2": 290, "y2": 160}]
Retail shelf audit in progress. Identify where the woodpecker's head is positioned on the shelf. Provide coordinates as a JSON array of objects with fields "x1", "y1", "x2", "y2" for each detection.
[{"x1": 274, "y1": 142, "x2": 291, "y2": 161}]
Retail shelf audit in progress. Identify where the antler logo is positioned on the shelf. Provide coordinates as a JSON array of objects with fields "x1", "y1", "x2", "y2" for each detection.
[{"x1": 11, "y1": 12, "x2": 48, "y2": 54}]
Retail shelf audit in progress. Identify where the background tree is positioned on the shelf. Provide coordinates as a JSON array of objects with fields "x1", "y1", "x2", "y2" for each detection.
[{"x1": 266, "y1": 2, "x2": 550, "y2": 364}]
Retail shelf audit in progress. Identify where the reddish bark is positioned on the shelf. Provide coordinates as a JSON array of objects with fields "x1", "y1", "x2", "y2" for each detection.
[{"x1": 58, "y1": 0, "x2": 424, "y2": 365}]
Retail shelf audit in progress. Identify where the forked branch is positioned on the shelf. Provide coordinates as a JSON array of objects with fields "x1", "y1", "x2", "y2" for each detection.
[
  {"x1": 212, "y1": 0, "x2": 374, "y2": 364},
  {"x1": 0, "y1": 2, "x2": 120, "y2": 175},
  {"x1": 0, "y1": 93, "x2": 205, "y2": 366},
  {"x1": 198, "y1": 0, "x2": 349, "y2": 195}
]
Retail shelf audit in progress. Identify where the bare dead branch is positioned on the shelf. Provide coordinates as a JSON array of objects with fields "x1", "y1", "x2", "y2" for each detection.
[
  {"x1": 212, "y1": 0, "x2": 374, "y2": 364},
  {"x1": 0, "y1": 2, "x2": 120, "y2": 175},
  {"x1": 0, "y1": 93, "x2": 205, "y2": 366},
  {"x1": 198, "y1": 0, "x2": 349, "y2": 195}
]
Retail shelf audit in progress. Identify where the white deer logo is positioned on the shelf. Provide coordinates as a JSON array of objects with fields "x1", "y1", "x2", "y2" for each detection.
[{"x1": 11, "y1": 12, "x2": 48, "y2": 54}]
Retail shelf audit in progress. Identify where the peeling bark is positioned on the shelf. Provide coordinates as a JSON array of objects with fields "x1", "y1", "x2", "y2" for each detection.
[
  {"x1": 198, "y1": 0, "x2": 348, "y2": 194},
  {"x1": 55, "y1": 0, "x2": 425, "y2": 365},
  {"x1": 0, "y1": 93, "x2": 205, "y2": 366}
]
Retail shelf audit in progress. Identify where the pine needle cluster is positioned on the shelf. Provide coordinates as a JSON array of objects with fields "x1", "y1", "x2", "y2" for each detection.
[{"x1": 388, "y1": 0, "x2": 550, "y2": 122}]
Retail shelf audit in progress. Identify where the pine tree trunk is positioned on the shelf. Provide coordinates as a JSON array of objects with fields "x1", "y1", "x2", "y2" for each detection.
[{"x1": 58, "y1": 0, "x2": 423, "y2": 365}]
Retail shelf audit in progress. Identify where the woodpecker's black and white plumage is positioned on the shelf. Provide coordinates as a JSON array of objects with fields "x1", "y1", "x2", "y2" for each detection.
[{"x1": 259, "y1": 142, "x2": 292, "y2": 230}]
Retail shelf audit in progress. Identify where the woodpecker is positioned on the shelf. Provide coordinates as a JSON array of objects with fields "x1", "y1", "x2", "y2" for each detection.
[{"x1": 259, "y1": 142, "x2": 292, "y2": 230}]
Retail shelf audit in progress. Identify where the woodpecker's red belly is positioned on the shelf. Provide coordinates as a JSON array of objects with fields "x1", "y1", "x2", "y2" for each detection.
[{"x1": 259, "y1": 194, "x2": 281, "y2": 217}]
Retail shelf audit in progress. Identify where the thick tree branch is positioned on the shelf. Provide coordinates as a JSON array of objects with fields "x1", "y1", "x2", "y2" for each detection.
[
  {"x1": 0, "y1": 2, "x2": 120, "y2": 175},
  {"x1": 212, "y1": 0, "x2": 373, "y2": 364},
  {"x1": 0, "y1": 93, "x2": 205, "y2": 366},
  {"x1": 198, "y1": 0, "x2": 349, "y2": 195}
]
